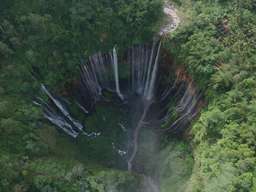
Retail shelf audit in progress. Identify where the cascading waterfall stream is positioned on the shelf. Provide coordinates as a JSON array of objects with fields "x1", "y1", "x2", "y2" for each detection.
[
  {"x1": 112, "y1": 47, "x2": 124, "y2": 100},
  {"x1": 146, "y1": 41, "x2": 161, "y2": 101},
  {"x1": 127, "y1": 40, "x2": 161, "y2": 172},
  {"x1": 127, "y1": 103, "x2": 150, "y2": 172}
]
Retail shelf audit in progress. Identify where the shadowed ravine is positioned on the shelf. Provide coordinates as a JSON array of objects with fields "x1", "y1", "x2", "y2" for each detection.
[{"x1": 35, "y1": 4, "x2": 201, "y2": 192}]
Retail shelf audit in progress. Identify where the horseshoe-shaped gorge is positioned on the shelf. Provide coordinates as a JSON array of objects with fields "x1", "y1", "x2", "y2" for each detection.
[{"x1": 1, "y1": 0, "x2": 256, "y2": 192}]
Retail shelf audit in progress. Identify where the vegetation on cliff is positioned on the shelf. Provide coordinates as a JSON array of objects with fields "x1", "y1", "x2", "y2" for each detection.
[
  {"x1": 1, "y1": 0, "x2": 256, "y2": 191},
  {"x1": 166, "y1": 0, "x2": 256, "y2": 191},
  {"x1": 0, "y1": 0, "x2": 162, "y2": 191}
]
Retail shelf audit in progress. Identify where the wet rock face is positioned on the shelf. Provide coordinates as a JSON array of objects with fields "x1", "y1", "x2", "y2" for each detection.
[
  {"x1": 36, "y1": 41, "x2": 203, "y2": 175},
  {"x1": 35, "y1": 42, "x2": 203, "y2": 192},
  {"x1": 37, "y1": 42, "x2": 202, "y2": 136}
]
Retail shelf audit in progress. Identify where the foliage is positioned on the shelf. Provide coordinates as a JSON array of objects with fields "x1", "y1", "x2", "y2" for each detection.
[
  {"x1": 165, "y1": 0, "x2": 256, "y2": 191},
  {"x1": 158, "y1": 139, "x2": 193, "y2": 192},
  {"x1": 0, "y1": 0, "x2": 162, "y2": 191}
]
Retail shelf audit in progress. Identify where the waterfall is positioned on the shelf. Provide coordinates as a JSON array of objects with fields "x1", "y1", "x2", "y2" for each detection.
[
  {"x1": 31, "y1": 2, "x2": 199, "y2": 190},
  {"x1": 112, "y1": 47, "x2": 124, "y2": 100},
  {"x1": 37, "y1": 41, "x2": 164, "y2": 139},
  {"x1": 158, "y1": 80, "x2": 202, "y2": 133},
  {"x1": 126, "y1": 40, "x2": 162, "y2": 171},
  {"x1": 37, "y1": 84, "x2": 100, "y2": 138},
  {"x1": 36, "y1": 40, "x2": 202, "y2": 192},
  {"x1": 127, "y1": 39, "x2": 162, "y2": 101},
  {"x1": 38, "y1": 39, "x2": 201, "y2": 144},
  {"x1": 146, "y1": 41, "x2": 161, "y2": 101},
  {"x1": 41, "y1": 84, "x2": 84, "y2": 131},
  {"x1": 144, "y1": 41, "x2": 157, "y2": 97}
]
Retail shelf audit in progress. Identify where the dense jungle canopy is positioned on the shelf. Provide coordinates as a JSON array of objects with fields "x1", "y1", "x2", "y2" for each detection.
[{"x1": 0, "y1": 0, "x2": 256, "y2": 191}]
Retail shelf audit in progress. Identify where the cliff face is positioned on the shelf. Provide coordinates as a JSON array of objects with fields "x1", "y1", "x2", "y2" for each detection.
[{"x1": 158, "y1": 50, "x2": 205, "y2": 134}]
